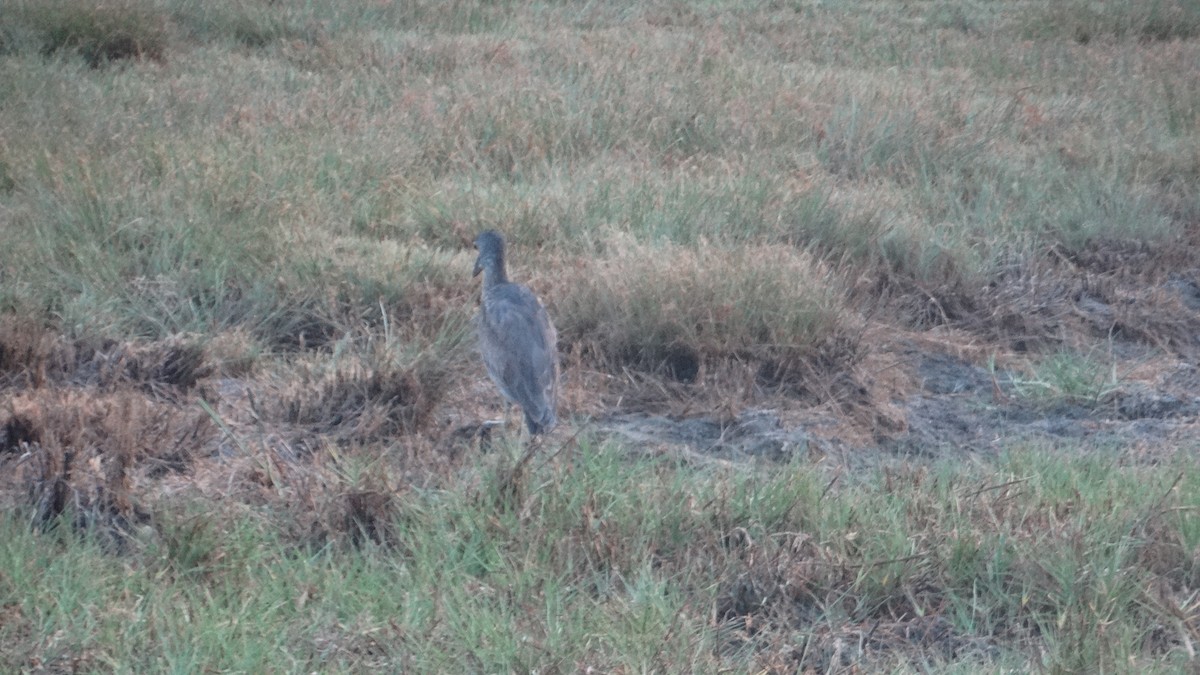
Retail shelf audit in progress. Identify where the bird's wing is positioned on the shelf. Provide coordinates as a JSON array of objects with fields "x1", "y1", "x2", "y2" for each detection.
[
  {"x1": 535, "y1": 302, "x2": 559, "y2": 411},
  {"x1": 480, "y1": 284, "x2": 558, "y2": 412}
]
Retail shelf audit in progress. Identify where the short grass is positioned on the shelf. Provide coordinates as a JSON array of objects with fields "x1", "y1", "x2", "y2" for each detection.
[
  {"x1": 1007, "y1": 348, "x2": 1123, "y2": 409},
  {"x1": 2, "y1": 0, "x2": 1199, "y2": 671},
  {"x1": 2, "y1": 443, "x2": 1197, "y2": 671}
]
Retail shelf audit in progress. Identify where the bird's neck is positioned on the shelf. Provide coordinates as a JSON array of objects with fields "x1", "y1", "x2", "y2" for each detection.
[{"x1": 483, "y1": 260, "x2": 509, "y2": 288}]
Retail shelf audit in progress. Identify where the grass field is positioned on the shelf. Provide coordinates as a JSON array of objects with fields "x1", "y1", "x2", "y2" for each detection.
[{"x1": 1, "y1": 0, "x2": 1199, "y2": 671}]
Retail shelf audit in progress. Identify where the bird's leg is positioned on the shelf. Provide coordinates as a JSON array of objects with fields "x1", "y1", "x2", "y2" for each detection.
[
  {"x1": 512, "y1": 427, "x2": 542, "y2": 476},
  {"x1": 507, "y1": 403, "x2": 522, "y2": 437},
  {"x1": 481, "y1": 401, "x2": 520, "y2": 437}
]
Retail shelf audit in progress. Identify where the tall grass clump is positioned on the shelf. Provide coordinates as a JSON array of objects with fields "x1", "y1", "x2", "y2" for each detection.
[
  {"x1": 1007, "y1": 349, "x2": 1122, "y2": 409},
  {"x1": 555, "y1": 240, "x2": 849, "y2": 384},
  {"x1": 169, "y1": 0, "x2": 321, "y2": 50},
  {"x1": 815, "y1": 98, "x2": 949, "y2": 185},
  {"x1": 270, "y1": 311, "x2": 473, "y2": 442},
  {"x1": 797, "y1": 80, "x2": 1181, "y2": 327},
  {"x1": 4, "y1": 0, "x2": 167, "y2": 66},
  {"x1": 7, "y1": 156, "x2": 278, "y2": 338},
  {"x1": 1025, "y1": 0, "x2": 1200, "y2": 43}
]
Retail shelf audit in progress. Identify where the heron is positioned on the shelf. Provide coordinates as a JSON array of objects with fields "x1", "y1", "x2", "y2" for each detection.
[{"x1": 472, "y1": 230, "x2": 558, "y2": 436}]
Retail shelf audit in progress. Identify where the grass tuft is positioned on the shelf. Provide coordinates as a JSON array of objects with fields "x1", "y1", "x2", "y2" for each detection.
[
  {"x1": 556, "y1": 241, "x2": 849, "y2": 385},
  {"x1": 272, "y1": 318, "x2": 469, "y2": 443},
  {"x1": 0, "y1": 317, "x2": 212, "y2": 395},
  {"x1": 9, "y1": 0, "x2": 167, "y2": 67},
  {"x1": 2, "y1": 389, "x2": 212, "y2": 551},
  {"x1": 1008, "y1": 349, "x2": 1121, "y2": 409},
  {"x1": 1026, "y1": 0, "x2": 1200, "y2": 43}
]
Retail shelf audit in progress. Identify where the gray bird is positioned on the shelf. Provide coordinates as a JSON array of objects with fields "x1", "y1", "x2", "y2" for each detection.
[{"x1": 472, "y1": 230, "x2": 558, "y2": 435}]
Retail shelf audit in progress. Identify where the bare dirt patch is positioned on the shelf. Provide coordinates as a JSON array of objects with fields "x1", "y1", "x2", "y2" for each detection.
[{"x1": 592, "y1": 236, "x2": 1200, "y2": 468}]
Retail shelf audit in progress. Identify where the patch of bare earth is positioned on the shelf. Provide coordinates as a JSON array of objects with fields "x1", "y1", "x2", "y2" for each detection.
[{"x1": 595, "y1": 234, "x2": 1200, "y2": 468}]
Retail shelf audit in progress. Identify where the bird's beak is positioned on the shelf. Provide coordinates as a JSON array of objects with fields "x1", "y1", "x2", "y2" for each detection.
[{"x1": 472, "y1": 257, "x2": 483, "y2": 278}]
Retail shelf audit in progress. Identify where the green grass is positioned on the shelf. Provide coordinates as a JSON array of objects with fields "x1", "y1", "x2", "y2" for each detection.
[
  {"x1": 1006, "y1": 349, "x2": 1123, "y2": 409},
  {"x1": 7, "y1": 0, "x2": 167, "y2": 66},
  {"x1": 1024, "y1": 0, "x2": 1200, "y2": 43},
  {"x1": 2, "y1": 444, "x2": 1197, "y2": 671},
  {"x1": 3, "y1": 0, "x2": 1194, "y2": 342}
]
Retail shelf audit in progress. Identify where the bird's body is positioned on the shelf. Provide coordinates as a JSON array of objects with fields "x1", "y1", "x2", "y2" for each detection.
[{"x1": 473, "y1": 231, "x2": 558, "y2": 435}]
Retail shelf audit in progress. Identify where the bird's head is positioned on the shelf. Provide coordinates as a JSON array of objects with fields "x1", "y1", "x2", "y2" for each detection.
[{"x1": 473, "y1": 230, "x2": 506, "y2": 279}]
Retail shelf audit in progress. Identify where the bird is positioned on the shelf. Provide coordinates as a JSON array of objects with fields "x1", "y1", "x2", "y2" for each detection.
[{"x1": 472, "y1": 230, "x2": 559, "y2": 436}]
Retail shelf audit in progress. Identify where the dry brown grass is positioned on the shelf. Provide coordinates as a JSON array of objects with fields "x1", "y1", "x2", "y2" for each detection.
[
  {"x1": 0, "y1": 312, "x2": 452, "y2": 554},
  {"x1": 1, "y1": 388, "x2": 212, "y2": 549},
  {"x1": 0, "y1": 316, "x2": 218, "y2": 530},
  {"x1": 0, "y1": 315, "x2": 210, "y2": 393},
  {"x1": 264, "y1": 349, "x2": 446, "y2": 446}
]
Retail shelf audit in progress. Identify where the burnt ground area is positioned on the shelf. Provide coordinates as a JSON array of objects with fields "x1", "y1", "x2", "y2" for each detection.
[
  {"x1": 3, "y1": 239, "x2": 1200, "y2": 512},
  {"x1": 885, "y1": 350, "x2": 1200, "y2": 456},
  {"x1": 594, "y1": 245, "x2": 1200, "y2": 467},
  {"x1": 595, "y1": 350, "x2": 1200, "y2": 466},
  {"x1": 0, "y1": 238, "x2": 1198, "y2": 671}
]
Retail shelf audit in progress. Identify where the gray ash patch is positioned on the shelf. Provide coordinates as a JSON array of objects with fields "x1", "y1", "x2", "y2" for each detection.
[
  {"x1": 882, "y1": 394, "x2": 1095, "y2": 456},
  {"x1": 592, "y1": 348, "x2": 1199, "y2": 466},
  {"x1": 597, "y1": 409, "x2": 810, "y2": 462},
  {"x1": 1166, "y1": 276, "x2": 1200, "y2": 312},
  {"x1": 916, "y1": 352, "x2": 995, "y2": 395},
  {"x1": 1107, "y1": 387, "x2": 1198, "y2": 421}
]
